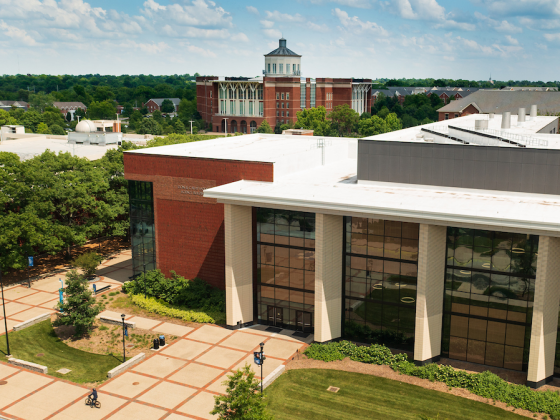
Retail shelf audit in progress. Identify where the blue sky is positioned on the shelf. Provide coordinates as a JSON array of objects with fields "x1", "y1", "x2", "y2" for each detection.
[{"x1": 0, "y1": 0, "x2": 559, "y2": 81}]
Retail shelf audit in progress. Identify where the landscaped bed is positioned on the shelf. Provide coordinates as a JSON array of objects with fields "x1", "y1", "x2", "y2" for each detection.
[
  {"x1": 266, "y1": 369, "x2": 525, "y2": 420},
  {"x1": 0, "y1": 320, "x2": 124, "y2": 385}
]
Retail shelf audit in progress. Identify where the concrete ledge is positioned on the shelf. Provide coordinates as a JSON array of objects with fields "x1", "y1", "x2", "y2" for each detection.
[
  {"x1": 262, "y1": 364, "x2": 285, "y2": 390},
  {"x1": 99, "y1": 316, "x2": 135, "y2": 329},
  {"x1": 9, "y1": 358, "x2": 48, "y2": 374},
  {"x1": 107, "y1": 353, "x2": 145, "y2": 378},
  {"x1": 13, "y1": 313, "x2": 52, "y2": 332}
]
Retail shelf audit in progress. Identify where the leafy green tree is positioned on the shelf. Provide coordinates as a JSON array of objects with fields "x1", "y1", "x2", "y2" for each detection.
[
  {"x1": 211, "y1": 364, "x2": 273, "y2": 420},
  {"x1": 66, "y1": 111, "x2": 72, "y2": 121},
  {"x1": 88, "y1": 100, "x2": 117, "y2": 119},
  {"x1": 75, "y1": 107, "x2": 86, "y2": 119},
  {"x1": 55, "y1": 270, "x2": 103, "y2": 337},
  {"x1": 93, "y1": 86, "x2": 115, "y2": 102},
  {"x1": 18, "y1": 110, "x2": 44, "y2": 132},
  {"x1": 256, "y1": 120, "x2": 274, "y2": 133},
  {"x1": 385, "y1": 113, "x2": 402, "y2": 132},
  {"x1": 28, "y1": 91, "x2": 55, "y2": 113},
  {"x1": 294, "y1": 106, "x2": 335, "y2": 136},
  {"x1": 42, "y1": 107, "x2": 66, "y2": 127},
  {"x1": 358, "y1": 115, "x2": 386, "y2": 137},
  {"x1": 160, "y1": 99, "x2": 175, "y2": 113},
  {"x1": 0, "y1": 109, "x2": 17, "y2": 126},
  {"x1": 36, "y1": 122, "x2": 50, "y2": 134},
  {"x1": 49, "y1": 124, "x2": 65, "y2": 135},
  {"x1": 328, "y1": 104, "x2": 360, "y2": 136},
  {"x1": 377, "y1": 106, "x2": 390, "y2": 119},
  {"x1": 137, "y1": 118, "x2": 163, "y2": 135},
  {"x1": 174, "y1": 120, "x2": 186, "y2": 134},
  {"x1": 71, "y1": 251, "x2": 102, "y2": 277},
  {"x1": 152, "y1": 110, "x2": 163, "y2": 123}
]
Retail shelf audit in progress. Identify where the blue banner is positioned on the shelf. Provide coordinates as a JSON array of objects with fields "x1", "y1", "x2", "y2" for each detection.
[
  {"x1": 28, "y1": 256, "x2": 33, "y2": 267},
  {"x1": 124, "y1": 325, "x2": 128, "y2": 337}
]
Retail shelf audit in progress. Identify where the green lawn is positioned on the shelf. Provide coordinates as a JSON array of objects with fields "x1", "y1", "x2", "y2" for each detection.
[
  {"x1": 265, "y1": 369, "x2": 525, "y2": 420},
  {"x1": 0, "y1": 320, "x2": 123, "y2": 384}
]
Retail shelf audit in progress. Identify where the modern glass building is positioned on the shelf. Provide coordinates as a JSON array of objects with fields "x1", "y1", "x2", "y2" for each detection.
[{"x1": 124, "y1": 113, "x2": 560, "y2": 388}]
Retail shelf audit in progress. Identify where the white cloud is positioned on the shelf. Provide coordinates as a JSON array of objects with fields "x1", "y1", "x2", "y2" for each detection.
[
  {"x1": 231, "y1": 32, "x2": 249, "y2": 42},
  {"x1": 161, "y1": 24, "x2": 177, "y2": 37},
  {"x1": 443, "y1": 55, "x2": 455, "y2": 61},
  {"x1": 142, "y1": 0, "x2": 233, "y2": 28},
  {"x1": 333, "y1": 8, "x2": 388, "y2": 36},
  {"x1": 123, "y1": 40, "x2": 169, "y2": 54},
  {"x1": 263, "y1": 28, "x2": 282, "y2": 39},
  {"x1": 264, "y1": 11, "x2": 305, "y2": 22},
  {"x1": 305, "y1": 0, "x2": 374, "y2": 8},
  {"x1": 505, "y1": 35, "x2": 519, "y2": 45},
  {"x1": 434, "y1": 20, "x2": 476, "y2": 31},
  {"x1": 0, "y1": 20, "x2": 38, "y2": 45},
  {"x1": 260, "y1": 20, "x2": 275, "y2": 29},
  {"x1": 390, "y1": 0, "x2": 446, "y2": 20},
  {"x1": 544, "y1": 33, "x2": 560, "y2": 41},
  {"x1": 309, "y1": 22, "x2": 329, "y2": 32},
  {"x1": 519, "y1": 17, "x2": 560, "y2": 30},
  {"x1": 474, "y1": 12, "x2": 522, "y2": 33},
  {"x1": 476, "y1": 0, "x2": 560, "y2": 17},
  {"x1": 246, "y1": 6, "x2": 259, "y2": 15},
  {"x1": 186, "y1": 44, "x2": 216, "y2": 57}
]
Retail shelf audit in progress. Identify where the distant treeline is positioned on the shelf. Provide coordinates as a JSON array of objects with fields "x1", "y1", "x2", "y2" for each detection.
[{"x1": 374, "y1": 78, "x2": 560, "y2": 89}]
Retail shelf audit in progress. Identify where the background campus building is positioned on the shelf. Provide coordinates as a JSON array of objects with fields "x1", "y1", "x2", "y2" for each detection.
[
  {"x1": 196, "y1": 38, "x2": 372, "y2": 133},
  {"x1": 124, "y1": 111, "x2": 560, "y2": 388}
]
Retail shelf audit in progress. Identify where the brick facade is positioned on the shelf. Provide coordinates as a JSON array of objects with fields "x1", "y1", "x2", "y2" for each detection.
[
  {"x1": 438, "y1": 103, "x2": 480, "y2": 121},
  {"x1": 124, "y1": 153, "x2": 273, "y2": 289}
]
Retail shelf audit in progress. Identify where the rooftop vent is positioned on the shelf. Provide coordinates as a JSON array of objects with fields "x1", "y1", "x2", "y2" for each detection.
[
  {"x1": 518, "y1": 108, "x2": 526, "y2": 125},
  {"x1": 501, "y1": 111, "x2": 511, "y2": 129},
  {"x1": 475, "y1": 119, "x2": 488, "y2": 131},
  {"x1": 530, "y1": 104, "x2": 537, "y2": 119}
]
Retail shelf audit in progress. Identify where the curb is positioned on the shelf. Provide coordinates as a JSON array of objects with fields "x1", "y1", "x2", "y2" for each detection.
[
  {"x1": 8, "y1": 358, "x2": 48, "y2": 374},
  {"x1": 13, "y1": 313, "x2": 52, "y2": 332},
  {"x1": 107, "y1": 353, "x2": 145, "y2": 378}
]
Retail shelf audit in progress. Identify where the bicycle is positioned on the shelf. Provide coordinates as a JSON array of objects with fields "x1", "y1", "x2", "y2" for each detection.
[{"x1": 85, "y1": 397, "x2": 101, "y2": 408}]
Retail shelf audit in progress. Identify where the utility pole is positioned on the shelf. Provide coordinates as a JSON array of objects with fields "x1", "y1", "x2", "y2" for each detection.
[
  {"x1": 1, "y1": 270, "x2": 11, "y2": 357},
  {"x1": 189, "y1": 120, "x2": 194, "y2": 135}
]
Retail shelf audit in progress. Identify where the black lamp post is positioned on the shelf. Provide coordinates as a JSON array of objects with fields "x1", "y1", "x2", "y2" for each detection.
[
  {"x1": 121, "y1": 313, "x2": 126, "y2": 363},
  {"x1": 259, "y1": 342, "x2": 265, "y2": 394},
  {"x1": 1, "y1": 270, "x2": 11, "y2": 357}
]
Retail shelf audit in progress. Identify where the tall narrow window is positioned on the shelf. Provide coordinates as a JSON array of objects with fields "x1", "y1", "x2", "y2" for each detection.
[
  {"x1": 129, "y1": 181, "x2": 156, "y2": 277},
  {"x1": 273, "y1": 64, "x2": 277, "y2": 74},
  {"x1": 268, "y1": 63, "x2": 271, "y2": 74},
  {"x1": 293, "y1": 64, "x2": 296, "y2": 73},
  {"x1": 300, "y1": 83, "x2": 306, "y2": 109},
  {"x1": 249, "y1": 102, "x2": 254, "y2": 115},
  {"x1": 279, "y1": 64, "x2": 283, "y2": 74},
  {"x1": 276, "y1": 93, "x2": 279, "y2": 100},
  {"x1": 281, "y1": 93, "x2": 284, "y2": 100},
  {"x1": 287, "y1": 93, "x2": 290, "y2": 100}
]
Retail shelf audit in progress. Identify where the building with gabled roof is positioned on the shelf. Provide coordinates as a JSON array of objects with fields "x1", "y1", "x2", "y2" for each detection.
[{"x1": 143, "y1": 98, "x2": 181, "y2": 114}]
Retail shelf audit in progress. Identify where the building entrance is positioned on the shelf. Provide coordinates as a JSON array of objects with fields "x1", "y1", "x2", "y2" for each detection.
[
  {"x1": 296, "y1": 311, "x2": 312, "y2": 333},
  {"x1": 267, "y1": 306, "x2": 283, "y2": 327}
]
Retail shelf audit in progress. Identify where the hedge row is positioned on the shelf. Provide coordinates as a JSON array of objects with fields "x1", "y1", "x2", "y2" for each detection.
[
  {"x1": 304, "y1": 341, "x2": 560, "y2": 419},
  {"x1": 130, "y1": 294, "x2": 225, "y2": 324}
]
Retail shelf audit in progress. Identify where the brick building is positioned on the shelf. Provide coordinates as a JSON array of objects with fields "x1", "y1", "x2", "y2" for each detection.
[
  {"x1": 143, "y1": 98, "x2": 181, "y2": 113},
  {"x1": 52, "y1": 102, "x2": 86, "y2": 121},
  {"x1": 197, "y1": 38, "x2": 371, "y2": 133}
]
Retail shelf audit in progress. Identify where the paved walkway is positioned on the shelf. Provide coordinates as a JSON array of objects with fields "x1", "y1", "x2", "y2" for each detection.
[
  {"x1": 0, "y1": 323, "x2": 310, "y2": 420},
  {"x1": 0, "y1": 251, "x2": 132, "y2": 334}
]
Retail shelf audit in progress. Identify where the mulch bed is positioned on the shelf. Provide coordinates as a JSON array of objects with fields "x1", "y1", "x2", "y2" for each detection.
[
  {"x1": 3, "y1": 237, "x2": 130, "y2": 286},
  {"x1": 285, "y1": 356, "x2": 547, "y2": 419}
]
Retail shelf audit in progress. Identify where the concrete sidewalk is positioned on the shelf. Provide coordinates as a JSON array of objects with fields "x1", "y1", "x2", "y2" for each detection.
[{"x1": 0, "y1": 321, "x2": 310, "y2": 420}]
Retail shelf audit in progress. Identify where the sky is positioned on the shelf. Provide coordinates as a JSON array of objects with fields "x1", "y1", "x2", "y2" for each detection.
[{"x1": 0, "y1": 0, "x2": 559, "y2": 81}]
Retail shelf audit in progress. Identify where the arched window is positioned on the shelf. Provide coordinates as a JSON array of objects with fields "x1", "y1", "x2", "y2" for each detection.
[
  {"x1": 241, "y1": 120, "x2": 247, "y2": 134},
  {"x1": 250, "y1": 121, "x2": 257, "y2": 133}
]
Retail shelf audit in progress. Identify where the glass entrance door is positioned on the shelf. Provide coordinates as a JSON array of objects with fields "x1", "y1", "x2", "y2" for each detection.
[
  {"x1": 296, "y1": 311, "x2": 312, "y2": 333},
  {"x1": 267, "y1": 306, "x2": 283, "y2": 327}
]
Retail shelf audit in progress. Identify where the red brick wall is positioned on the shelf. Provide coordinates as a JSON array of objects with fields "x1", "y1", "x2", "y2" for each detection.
[
  {"x1": 124, "y1": 153, "x2": 274, "y2": 289},
  {"x1": 196, "y1": 77, "x2": 219, "y2": 127},
  {"x1": 438, "y1": 103, "x2": 479, "y2": 121}
]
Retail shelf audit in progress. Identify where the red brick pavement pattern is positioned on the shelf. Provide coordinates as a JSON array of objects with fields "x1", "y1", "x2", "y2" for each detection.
[{"x1": 0, "y1": 322, "x2": 308, "y2": 420}]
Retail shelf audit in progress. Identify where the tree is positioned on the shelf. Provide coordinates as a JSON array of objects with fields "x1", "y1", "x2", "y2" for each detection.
[
  {"x1": 49, "y1": 124, "x2": 65, "y2": 135},
  {"x1": 294, "y1": 106, "x2": 335, "y2": 136},
  {"x1": 328, "y1": 104, "x2": 359, "y2": 136},
  {"x1": 137, "y1": 118, "x2": 163, "y2": 135},
  {"x1": 160, "y1": 99, "x2": 175, "y2": 113},
  {"x1": 358, "y1": 115, "x2": 386, "y2": 137},
  {"x1": 88, "y1": 100, "x2": 117, "y2": 119},
  {"x1": 66, "y1": 112, "x2": 72, "y2": 122},
  {"x1": 256, "y1": 120, "x2": 273, "y2": 133},
  {"x1": 385, "y1": 113, "x2": 402, "y2": 132},
  {"x1": 42, "y1": 107, "x2": 66, "y2": 127},
  {"x1": 18, "y1": 110, "x2": 44, "y2": 132},
  {"x1": 211, "y1": 364, "x2": 273, "y2": 420},
  {"x1": 0, "y1": 109, "x2": 17, "y2": 126},
  {"x1": 55, "y1": 270, "x2": 103, "y2": 336},
  {"x1": 174, "y1": 120, "x2": 186, "y2": 134},
  {"x1": 152, "y1": 110, "x2": 163, "y2": 123},
  {"x1": 75, "y1": 107, "x2": 86, "y2": 119},
  {"x1": 28, "y1": 91, "x2": 55, "y2": 113},
  {"x1": 36, "y1": 122, "x2": 50, "y2": 134},
  {"x1": 71, "y1": 251, "x2": 102, "y2": 277}
]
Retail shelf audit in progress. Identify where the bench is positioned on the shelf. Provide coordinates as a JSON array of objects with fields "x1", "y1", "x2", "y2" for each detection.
[{"x1": 93, "y1": 285, "x2": 111, "y2": 295}]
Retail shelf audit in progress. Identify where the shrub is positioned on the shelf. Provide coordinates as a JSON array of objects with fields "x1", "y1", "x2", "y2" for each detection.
[
  {"x1": 55, "y1": 270, "x2": 103, "y2": 336},
  {"x1": 71, "y1": 252, "x2": 102, "y2": 277},
  {"x1": 211, "y1": 364, "x2": 273, "y2": 420},
  {"x1": 122, "y1": 269, "x2": 225, "y2": 312},
  {"x1": 304, "y1": 341, "x2": 560, "y2": 418},
  {"x1": 130, "y1": 294, "x2": 225, "y2": 324}
]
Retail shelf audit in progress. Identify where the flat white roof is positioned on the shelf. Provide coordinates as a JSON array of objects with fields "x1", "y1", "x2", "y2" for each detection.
[
  {"x1": 126, "y1": 133, "x2": 357, "y2": 179},
  {"x1": 0, "y1": 136, "x2": 118, "y2": 161},
  {"x1": 205, "y1": 157, "x2": 560, "y2": 236},
  {"x1": 363, "y1": 114, "x2": 558, "y2": 146}
]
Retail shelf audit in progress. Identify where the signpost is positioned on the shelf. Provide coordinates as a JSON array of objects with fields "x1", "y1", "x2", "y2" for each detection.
[
  {"x1": 253, "y1": 342, "x2": 265, "y2": 393},
  {"x1": 27, "y1": 256, "x2": 33, "y2": 288}
]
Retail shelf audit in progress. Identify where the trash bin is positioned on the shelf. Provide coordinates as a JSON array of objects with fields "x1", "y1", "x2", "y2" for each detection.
[
  {"x1": 153, "y1": 338, "x2": 159, "y2": 350},
  {"x1": 159, "y1": 335, "x2": 165, "y2": 346}
]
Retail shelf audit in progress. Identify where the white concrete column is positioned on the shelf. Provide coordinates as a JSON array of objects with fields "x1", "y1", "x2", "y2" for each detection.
[
  {"x1": 414, "y1": 224, "x2": 447, "y2": 364},
  {"x1": 314, "y1": 213, "x2": 343, "y2": 342},
  {"x1": 527, "y1": 236, "x2": 560, "y2": 388},
  {"x1": 224, "y1": 204, "x2": 253, "y2": 327}
]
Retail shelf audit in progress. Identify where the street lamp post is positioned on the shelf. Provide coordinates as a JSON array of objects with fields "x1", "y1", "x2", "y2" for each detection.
[
  {"x1": 259, "y1": 342, "x2": 264, "y2": 393},
  {"x1": 189, "y1": 120, "x2": 195, "y2": 135},
  {"x1": 121, "y1": 314, "x2": 126, "y2": 363},
  {"x1": 1, "y1": 270, "x2": 11, "y2": 357}
]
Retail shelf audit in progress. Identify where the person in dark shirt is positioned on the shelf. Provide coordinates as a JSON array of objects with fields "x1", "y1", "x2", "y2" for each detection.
[{"x1": 88, "y1": 388, "x2": 98, "y2": 406}]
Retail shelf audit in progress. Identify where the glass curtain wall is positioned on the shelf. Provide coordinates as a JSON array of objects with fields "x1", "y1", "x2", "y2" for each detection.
[
  {"x1": 256, "y1": 208, "x2": 315, "y2": 332},
  {"x1": 129, "y1": 181, "x2": 156, "y2": 277},
  {"x1": 442, "y1": 228, "x2": 538, "y2": 371},
  {"x1": 344, "y1": 217, "x2": 419, "y2": 350}
]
